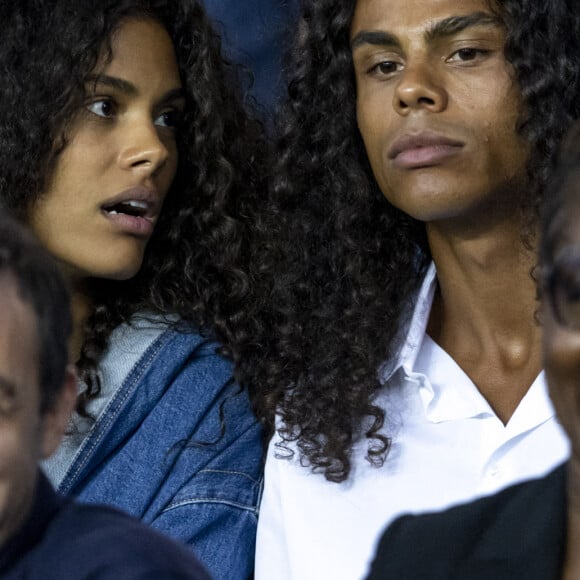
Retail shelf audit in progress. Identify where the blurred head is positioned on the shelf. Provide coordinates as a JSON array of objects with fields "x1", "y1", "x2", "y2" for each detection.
[
  {"x1": 542, "y1": 122, "x2": 580, "y2": 454},
  {"x1": 0, "y1": 212, "x2": 75, "y2": 547}
]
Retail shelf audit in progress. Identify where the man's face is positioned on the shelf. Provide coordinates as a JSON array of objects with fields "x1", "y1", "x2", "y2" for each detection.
[
  {"x1": 0, "y1": 278, "x2": 56, "y2": 546},
  {"x1": 351, "y1": 0, "x2": 530, "y2": 228}
]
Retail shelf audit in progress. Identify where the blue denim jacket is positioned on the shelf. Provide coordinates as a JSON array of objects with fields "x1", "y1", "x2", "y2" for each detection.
[{"x1": 54, "y1": 325, "x2": 263, "y2": 580}]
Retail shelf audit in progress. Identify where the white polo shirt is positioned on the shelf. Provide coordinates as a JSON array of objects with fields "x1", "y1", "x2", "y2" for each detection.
[{"x1": 255, "y1": 264, "x2": 570, "y2": 580}]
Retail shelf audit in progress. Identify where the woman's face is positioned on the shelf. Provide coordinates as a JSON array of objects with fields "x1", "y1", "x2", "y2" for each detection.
[{"x1": 28, "y1": 17, "x2": 185, "y2": 281}]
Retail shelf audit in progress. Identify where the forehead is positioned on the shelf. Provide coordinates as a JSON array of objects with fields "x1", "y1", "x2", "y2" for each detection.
[
  {"x1": 100, "y1": 17, "x2": 181, "y2": 89},
  {"x1": 0, "y1": 277, "x2": 39, "y2": 400},
  {"x1": 351, "y1": 0, "x2": 498, "y2": 36}
]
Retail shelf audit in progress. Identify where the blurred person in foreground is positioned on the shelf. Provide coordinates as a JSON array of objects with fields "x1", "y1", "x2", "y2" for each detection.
[{"x1": 0, "y1": 212, "x2": 209, "y2": 580}]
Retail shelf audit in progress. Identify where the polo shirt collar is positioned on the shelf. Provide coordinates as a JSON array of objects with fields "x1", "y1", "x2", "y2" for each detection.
[
  {"x1": 415, "y1": 333, "x2": 495, "y2": 423},
  {"x1": 379, "y1": 262, "x2": 557, "y2": 430},
  {"x1": 379, "y1": 262, "x2": 437, "y2": 382}
]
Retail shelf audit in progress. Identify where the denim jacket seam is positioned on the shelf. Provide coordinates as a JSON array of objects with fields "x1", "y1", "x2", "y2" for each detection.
[
  {"x1": 166, "y1": 471, "x2": 263, "y2": 516},
  {"x1": 161, "y1": 497, "x2": 260, "y2": 515},
  {"x1": 197, "y1": 468, "x2": 261, "y2": 486},
  {"x1": 60, "y1": 330, "x2": 173, "y2": 492}
]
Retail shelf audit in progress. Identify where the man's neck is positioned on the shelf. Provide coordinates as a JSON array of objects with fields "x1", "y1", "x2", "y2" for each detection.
[{"x1": 425, "y1": 215, "x2": 542, "y2": 423}]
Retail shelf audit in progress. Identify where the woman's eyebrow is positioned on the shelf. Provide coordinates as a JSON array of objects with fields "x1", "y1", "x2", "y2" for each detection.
[
  {"x1": 86, "y1": 74, "x2": 185, "y2": 105},
  {"x1": 87, "y1": 74, "x2": 138, "y2": 96},
  {"x1": 160, "y1": 88, "x2": 186, "y2": 104}
]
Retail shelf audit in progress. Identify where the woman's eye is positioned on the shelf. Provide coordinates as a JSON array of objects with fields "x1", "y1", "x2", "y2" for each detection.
[
  {"x1": 86, "y1": 98, "x2": 116, "y2": 118},
  {"x1": 154, "y1": 109, "x2": 182, "y2": 129}
]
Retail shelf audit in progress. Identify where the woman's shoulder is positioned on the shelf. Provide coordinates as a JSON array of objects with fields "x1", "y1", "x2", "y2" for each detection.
[
  {"x1": 97, "y1": 311, "x2": 236, "y2": 410},
  {"x1": 109, "y1": 311, "x2": 228, "y2": 363}
]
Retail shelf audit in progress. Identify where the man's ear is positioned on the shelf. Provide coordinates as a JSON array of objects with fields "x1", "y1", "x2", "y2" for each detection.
[{"x1": 40, "y1": 364, "x2": 78, "y2": 459}]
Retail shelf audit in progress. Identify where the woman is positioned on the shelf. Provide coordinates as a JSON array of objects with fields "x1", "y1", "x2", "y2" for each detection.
[
  {"x1": 0, "y1": 1, "x2": 265, "y2": 578},
  {"x1": 251, "y1": 0, "x2": 580, "y2": 578}
]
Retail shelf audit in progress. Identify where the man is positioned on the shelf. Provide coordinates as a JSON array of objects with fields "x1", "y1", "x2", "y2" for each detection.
[
  {"x1": 367, "y1": 120, "x2": 580, "y2": 580},
  {"x1": 253, "y1": 0, "x2": 580, "y2": 578},
  {"x1": 0, "y1": 213, "x2": 209, "y2": 579}
]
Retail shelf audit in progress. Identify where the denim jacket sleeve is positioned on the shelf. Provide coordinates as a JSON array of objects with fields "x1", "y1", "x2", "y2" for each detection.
[
  {"x1": 152, "y1": 465, "x2": 263, "y2": 580},
  {"x1": 145, "y1": 379, "x2": 265, "y2": 580},
  {"x1": 58, "y1": 328, "x2": 264, "y2": 580}
]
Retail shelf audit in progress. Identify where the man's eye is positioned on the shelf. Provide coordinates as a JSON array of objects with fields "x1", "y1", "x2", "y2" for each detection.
[
  {"x1": 154, "y1": 109, "x2": 182, "y2": 129},
  {"x1": 448, "y1": 48, "x2": 489, "y2": 63},
  {"x1": 369, "y1": 61, "x2": 402, "y2": 76},
  {"x1": 86, "y1": 99, "x2": 116, "y2": 118}
]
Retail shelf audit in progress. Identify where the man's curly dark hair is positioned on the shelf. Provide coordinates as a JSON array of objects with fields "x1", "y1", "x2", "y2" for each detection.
[
  {"x1": 248, "y1": 0, "x2": 580, "y2": 482},
  {"x1": 0, "y1": 0, "x2": 267, "y2": 415}
]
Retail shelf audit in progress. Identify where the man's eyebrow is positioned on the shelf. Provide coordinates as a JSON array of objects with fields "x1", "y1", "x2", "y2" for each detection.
[
  {"x1": 426, "y1": 12, "x2": 503, "y2": 42},
  {"x1": 351, "y1": 30, "x2": 400, "y2": 51},
  {"x1": 351, "y1": 12, "x2": 502, "y2": 52}
]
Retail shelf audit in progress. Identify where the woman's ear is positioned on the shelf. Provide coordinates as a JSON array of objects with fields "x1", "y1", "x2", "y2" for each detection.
[{"x1": 40, "y1": 364, "x2": 78, "y2": 459}]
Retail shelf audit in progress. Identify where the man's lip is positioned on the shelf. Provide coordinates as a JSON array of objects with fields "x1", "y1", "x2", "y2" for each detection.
[
  {"x1": 100, "y1": 186, "x2": 160, "y2": 219},
  {"x1": 388, "y1": 132, "x2": 465, "y2": 161}
]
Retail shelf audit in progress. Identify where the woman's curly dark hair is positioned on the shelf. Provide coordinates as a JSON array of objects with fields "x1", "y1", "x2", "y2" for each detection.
[
  {"x1": 0, "y1": 0, "x2": 267, "y2": 415},
  {"x1": 247, "y1": 0, "x2": 580, "y2": 482}
]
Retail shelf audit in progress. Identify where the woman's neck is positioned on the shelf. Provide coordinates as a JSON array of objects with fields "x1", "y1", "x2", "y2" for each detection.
[{"x1": 69, "y1": 280, "x2": 93, "y2": 364}]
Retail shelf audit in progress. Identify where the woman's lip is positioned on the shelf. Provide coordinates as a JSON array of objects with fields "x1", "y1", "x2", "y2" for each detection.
[
  {"x1": 100, "y1": 186, "x2": 160, "y2": 219},
  {"x1": 391, "y1": 143, "x2": 464, "y2": 169},
  {"x1": 101, "y1": 210, "x2": 156, "y2": 237}
]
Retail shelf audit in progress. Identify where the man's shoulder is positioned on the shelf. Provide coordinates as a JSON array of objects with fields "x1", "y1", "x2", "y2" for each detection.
[
  {"x1": 367, "y1": 465, "x2": 566, "y2": 580},
  {"x1": 30, "y1": 499, "x2": 211, "y2": 579}
]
